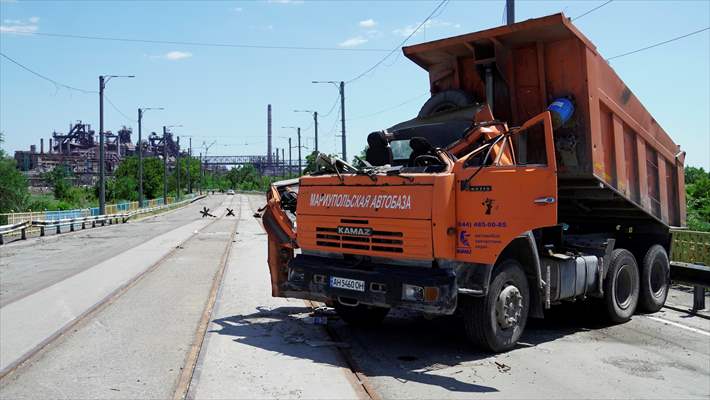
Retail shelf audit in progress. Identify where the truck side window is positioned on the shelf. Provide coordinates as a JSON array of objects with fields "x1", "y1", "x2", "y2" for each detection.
[{"x1": 513, "y1": 126, "x2": 548, "y2": 166}]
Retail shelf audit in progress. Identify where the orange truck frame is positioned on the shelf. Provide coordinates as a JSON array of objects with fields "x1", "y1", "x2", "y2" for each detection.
[{"x1": 264, "y1": 14, "x2": 685, "y2": 352}]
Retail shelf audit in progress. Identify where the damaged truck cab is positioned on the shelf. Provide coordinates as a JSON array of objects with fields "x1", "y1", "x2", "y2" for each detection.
[{"x1": 264, "y1": 14, "x2": 685, "y2": 352}]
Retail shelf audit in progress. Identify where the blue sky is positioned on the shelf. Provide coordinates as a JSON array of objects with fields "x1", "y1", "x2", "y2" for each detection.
[{"x1": 1, "y1": 0, "x2": 708, "y2": 169}]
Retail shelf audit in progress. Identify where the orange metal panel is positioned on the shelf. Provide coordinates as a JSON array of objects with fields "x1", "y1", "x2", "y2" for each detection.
[
  {"x1": 298, "y1": 215, "x2": 433, "y2": 260},
  {"x1": 636, "y1": 136, "x2": 650, "y2": 211},
  {"x1": 297, "y1": 184, "x2": 432, "y2": 220},
  {"x1": 612, "y1": 115, "x2": 628, "y2": 195},
  {"x1": 677, "y1": 159, "x2": 687, "y2": 227},
  {"x1": 599, "y1": 104, "x2": 617, "y2": 185},
  {"x1": 657, "y1": 154, "x2": 669, "y2": 222},
  {"x1": 623, "y1": 126, "x2": 639, "y2": 202},
  {"x1": 431, "y1": 173, "x2": 456, "y2": 260}
]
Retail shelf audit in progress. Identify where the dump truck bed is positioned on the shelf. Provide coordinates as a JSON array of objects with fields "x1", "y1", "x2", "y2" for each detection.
[{"x1": 403, "y1": 13, "x2": 685, "y2": 228}]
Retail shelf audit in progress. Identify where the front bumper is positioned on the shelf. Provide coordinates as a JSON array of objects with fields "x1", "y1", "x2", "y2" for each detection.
[{"x1": 283, "y1": 254, "x2": 458, "y2": 314}]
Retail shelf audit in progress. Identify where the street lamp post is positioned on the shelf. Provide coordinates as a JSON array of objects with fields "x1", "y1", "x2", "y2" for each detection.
[
  {"x1": 138, "y1": 107, "x2": 163, "y2": 207},
  {"x1": 99, "y1": 74, "x2": 134, "y2": 215},
  {"x1": 294, "y1": 109, "x2": 318, "y2": 153},
  {"x1": 282, "y1": 126, "x2": 302, "y2": 175},
  {"x1": 312, "y1": 80, "x2": 345, "y2": 160}
]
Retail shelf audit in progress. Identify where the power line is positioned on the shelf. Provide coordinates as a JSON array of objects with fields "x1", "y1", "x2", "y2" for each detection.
[
  {"x1": 607, "y1": 27, "x2": 709, "y2": 61},
  {"x1": 0, "y1": 51, "x2": 95, "y2": 94},
  {"x1": 104, "y1": 95, "x2": 135, "y2": 124},
  {"x1": 346, "y1": 0, "x2": 449, "y2": 84},
  {"x1": 28, "y1": 32, "x2": 391, "y2": 53},
  {"x1": 320, "y1": 92, "x2": 341, "y2": 118},
  {"x1": 572, "y1": 0, "x2": 614, "y2": 21},
  {"x1": 347, "y1": 92, "x2": 429, "y2": 121}
]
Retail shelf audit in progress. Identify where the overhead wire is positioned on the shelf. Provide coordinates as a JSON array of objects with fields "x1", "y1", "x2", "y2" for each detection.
[
  {"x1": 27, "y1": 31, "x2": 391, "y2": 53},
  {"x1": 607, "y1": 27, "x2": 709, "y2": 61},
  {"x1": 347, "y1": 91, "x2": 429, "y2": 121},
  {"x1": 0, "y1": 51, "x2": 95, "y2": 94},
  {"x1": 104, "y1": 95, "x2": 135, "y2": 124},
  {"x1": 572, "y1": 0, "x2": 614, "y2": 21},
  {"x1": 346, "y1": 0, "x2": 449, "y2": 84}
]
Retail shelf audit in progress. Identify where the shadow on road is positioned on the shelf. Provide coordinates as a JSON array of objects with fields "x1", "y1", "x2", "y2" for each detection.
[{"x1": 210, "y1": 306, "x2": 499, "y2": 393}]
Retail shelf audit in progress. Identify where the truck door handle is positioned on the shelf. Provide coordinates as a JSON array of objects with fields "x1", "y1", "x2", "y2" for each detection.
[{"x1": 534, "y1": 197, "x2": 556, "y2": 204}]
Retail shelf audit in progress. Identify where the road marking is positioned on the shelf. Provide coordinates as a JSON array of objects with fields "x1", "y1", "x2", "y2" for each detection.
[{"x1": 645, "y1": 315, "x2": 710, "y2": 337}]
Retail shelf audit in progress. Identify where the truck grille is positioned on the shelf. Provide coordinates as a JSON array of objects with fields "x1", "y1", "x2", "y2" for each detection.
[{"x1": 315, "y1": 225, "x2": 404, "y2": 254}]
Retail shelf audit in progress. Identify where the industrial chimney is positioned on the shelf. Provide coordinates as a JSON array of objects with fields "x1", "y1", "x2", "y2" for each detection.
[
  {"x1": 49, "y1": 138, "x2": 53, "y2": 154},
  {"x1": 40, "y1": 138, "x2": 44, "y2": 154},
  {"x1": 267, "y1": 104, "x2": 272, "y2": 164}
]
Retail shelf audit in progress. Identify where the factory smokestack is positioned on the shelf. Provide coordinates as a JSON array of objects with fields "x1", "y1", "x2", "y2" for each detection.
[
  {"x1": 40, "y1": 138, "x2": 44, "y2": 154},
  {"x1": 267, "y1": 104, "x2": 272, "y2": 164},
  {"x1": 49, "y1": 138, "x2": 53, "y2": 154}
]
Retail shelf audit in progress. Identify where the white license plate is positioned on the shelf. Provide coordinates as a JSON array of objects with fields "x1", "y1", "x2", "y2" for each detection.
[{"x1": 330, "y1": 276, "x2": 365, "y2": 292}]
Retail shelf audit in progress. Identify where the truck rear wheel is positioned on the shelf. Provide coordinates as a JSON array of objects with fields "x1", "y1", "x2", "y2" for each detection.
[
  {"x1": 603, "y1": 249, "x2": 640, "y2": 323},
  {"x1": 638, "y1": 245, "x2": 670, "y2": 313},
  {"x1": 462, "y1": 259, "x2": 529, "y2": 352},
  {"x1": 334, "y1": 302, "x2": 389, "y2": 327}
]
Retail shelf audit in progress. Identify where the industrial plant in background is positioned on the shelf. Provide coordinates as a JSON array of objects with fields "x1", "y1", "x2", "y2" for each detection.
[{"x1": 14, "y1": 121, "x2": 183, "y2": 186}]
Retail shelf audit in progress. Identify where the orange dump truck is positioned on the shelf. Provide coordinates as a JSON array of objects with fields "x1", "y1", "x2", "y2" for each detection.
[{"x1": 264, "y1": 13, "x2": 685, "y2": 352}]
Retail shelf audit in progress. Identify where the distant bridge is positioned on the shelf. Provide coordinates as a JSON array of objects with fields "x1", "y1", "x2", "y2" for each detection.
[{"x1": 202, "y1": 155, "x2": 300, "y2": 176}]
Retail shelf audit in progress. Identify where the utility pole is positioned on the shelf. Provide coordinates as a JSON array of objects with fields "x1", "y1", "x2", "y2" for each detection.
[
  {"x1": 313, "y1": 80, "x2": 346, "y2": 159},
  {"x1": 199, "y1": 152, "x2": 203, "y2": 195},
  {"x1": 314, "y1": 111, "x2": 319, "y2": 153},
  {"x1": 98, "y1": 74, "x2": 134, "y2": 215},
  {"x1": 288, "y1": 137, "x2": 292, "y2": 177},
  {"x1": 137, "y1": 107, "x2": 163, "y2": 207},
  {"x1": 294, "y1": 109, "x2": 319, "y2": 153},
  {"x1": 176, "y1": 136, "x2": 181, "y2": 201},
  {"x1": 340, "y1": 81, "x2": 346, "y2": 161},
  {"x1": 99, "y1": 76, "x2": 105, "y2": 214},
  {"x1": 187, "y1": 137, "x2": 192, "y2": 194},
  {"x1": 281, "y1": 148, "x2": 285, "y2": 177},
  {"x1": 297, "y1": 127, "x2": 302, "y2": 175},
  {"x1": 506, "y1": 0, "x2": 515, "y2": 25},
  {"x1": 163, "y1": 126, "x2": 168, "y2": 204}
]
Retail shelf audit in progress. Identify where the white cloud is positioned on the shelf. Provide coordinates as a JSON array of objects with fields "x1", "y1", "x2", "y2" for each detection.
[
  {"x1": 359, "y1": 19, "x2": 376, "y2": 28},
  {"x1": 267, "y1": 0, "x2": 303, "y2": 4},
  {"x1": 392, "y1": 19, "x2": 461, "y2": 37},
  {"x1": 338, "y1": 36, "x2": 368, "y2": 48},
  {"x1": 0, "y1": 17, "x2": 39, "y2": 34},
  {"x1": 164, "y1": 51, "x2": 192, "y2": 60}
]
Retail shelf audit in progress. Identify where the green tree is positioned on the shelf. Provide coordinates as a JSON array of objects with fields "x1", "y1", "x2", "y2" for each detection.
[
  {"x1": 0, "y1": 133, "x2": 30, "y2": 214},
  {"x1": 43, "y1": 165, "x2": 73, "y2": 201},
  {"x1": 686, "y1": 166, "x2": 710, "y2": 231}
]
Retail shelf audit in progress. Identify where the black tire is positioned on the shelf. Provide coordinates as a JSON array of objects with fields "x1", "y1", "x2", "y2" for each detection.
[
  {"x1": 603, "y1": 249, "x2": 640, "y2": 323},
  {"x1": 334, "y1": 302, "x2": 389, "y2": 327},
  {"x1": 638, "y1": 245, "x2": 670, "y2": 313},
  {"x1": 462, "y1": 259, "x2": 530, "y2": 352},
  {"x1": 418, "y1": 89, "x2": 476, "y2": 118}
]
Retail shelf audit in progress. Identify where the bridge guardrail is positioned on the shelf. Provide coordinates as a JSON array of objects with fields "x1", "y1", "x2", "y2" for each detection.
[
  {"x1": 0, "y1": 194, "x2": 204, "y2": 245},
  {"x1": 670, "y1": 229, "x2": 709, "y2": 311}
]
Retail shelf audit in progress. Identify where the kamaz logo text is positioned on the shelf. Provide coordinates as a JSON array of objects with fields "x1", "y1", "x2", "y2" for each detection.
[{"x1": 337, "y1": 226, "x2": 373, "y2": 237}]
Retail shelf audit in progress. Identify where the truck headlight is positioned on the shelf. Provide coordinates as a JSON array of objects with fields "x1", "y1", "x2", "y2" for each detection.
[{"x1": 402, "y1": 284, "x2": 424, "y2": 301}]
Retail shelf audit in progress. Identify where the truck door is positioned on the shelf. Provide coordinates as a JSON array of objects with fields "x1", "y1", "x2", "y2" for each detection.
[
  {"x1": 262, "y1": 184, "x2": 297, "y2": 297},
  {"x1": 453, "y1": 111, "x2": 557, "y2": 265}
]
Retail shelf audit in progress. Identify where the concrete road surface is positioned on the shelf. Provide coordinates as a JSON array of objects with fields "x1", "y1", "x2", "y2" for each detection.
[{"x1": 1, "y1": 193, "x2": 708, "y2": 399}]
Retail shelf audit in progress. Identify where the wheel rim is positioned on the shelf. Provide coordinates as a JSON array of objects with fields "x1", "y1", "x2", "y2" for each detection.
[
  {"x1": 615, "y1": 264, "x2": 633, "y2": 309},
  {"x1": 495, "y1": 284, "x2": 523, "y2": 330},
  {"x1": 650, "y1": 259, "x2": 666, "y2": 296}
]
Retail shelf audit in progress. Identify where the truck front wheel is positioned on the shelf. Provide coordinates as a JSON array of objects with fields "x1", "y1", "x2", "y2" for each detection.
[
  {"x1": 638, "y1": 245, "x2": 670, "y2": 313},
  {"x1": 462, "y1": 259, "x2": 530, "y2": 352},
  {"x1": 334, "y1": 302, "x2": 389, "y2": 327},
  {"x1": 603, "y1": 249, "x2": 640, "y2": 323}
]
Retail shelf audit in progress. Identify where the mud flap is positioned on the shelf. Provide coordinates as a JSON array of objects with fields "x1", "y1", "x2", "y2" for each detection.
[{"x1": 263, "y1": 186, "x2": 297, "y2": 297}]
